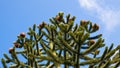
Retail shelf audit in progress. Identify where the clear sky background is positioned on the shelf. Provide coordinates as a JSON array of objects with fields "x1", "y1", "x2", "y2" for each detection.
[{"x1": 0, "y1": 0, "x2": 120, "y2": 67}]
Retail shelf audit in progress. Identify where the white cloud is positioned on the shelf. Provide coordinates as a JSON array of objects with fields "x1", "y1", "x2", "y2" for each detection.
[
  {"x1": 78, "y1": 0, "x2": 101, "y2": 11},
  {"x1": 78, "y1": 0, "x2": 120, "y2": 31}
]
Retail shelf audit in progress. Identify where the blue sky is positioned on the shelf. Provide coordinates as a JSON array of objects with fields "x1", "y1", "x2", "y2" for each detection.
[{"x1": 0, "y1": 0, "x2": 120, "y2": 67}]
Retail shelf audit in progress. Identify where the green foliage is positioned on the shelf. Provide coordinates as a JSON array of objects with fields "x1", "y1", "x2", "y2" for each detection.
[{"x1": 1, "y1": 12, "x2": 120, "y2": 68}]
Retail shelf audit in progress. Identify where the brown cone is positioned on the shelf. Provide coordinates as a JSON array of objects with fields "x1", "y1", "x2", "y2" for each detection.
[{"x1": 20, "y1": 32, "x2": 26, "y2": 38}]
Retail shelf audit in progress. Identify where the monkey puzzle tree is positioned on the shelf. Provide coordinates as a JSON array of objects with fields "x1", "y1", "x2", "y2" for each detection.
[{"x1": 1, "y1": 12, "x2": 120, "y2": 68}]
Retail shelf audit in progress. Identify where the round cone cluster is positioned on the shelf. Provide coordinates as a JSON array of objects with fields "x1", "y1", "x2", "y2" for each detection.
[
  {"x1": 38, "y1": 22, "x2": 46, "y2": 29},
  {"x1": 14, "y1": 42, "x2": 20, "y2": 48},
  {"x1": 55, "y1": 15, "x2": 61, "y2": 21},
  {"x1": 88, "y1": 40, "x2": 95, "y2": 46},
  {"x1": 92, "y1": 24, "x2": 99, "y2": 30},
  {"x1": 9, "y1": 48, "x2": 14, "y2": 53},
  {"x1": 20, "y1": 32, "x2": 26, "y2": 38},
  {"x1": 80, "y1": 20, "x2": 87, "y2": 26}
]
